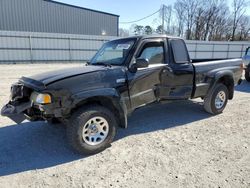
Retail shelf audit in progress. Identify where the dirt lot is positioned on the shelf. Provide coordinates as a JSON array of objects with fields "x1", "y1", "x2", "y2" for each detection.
[{"x1": 0, "y1": 64, "x2": 249, "y2": 188}]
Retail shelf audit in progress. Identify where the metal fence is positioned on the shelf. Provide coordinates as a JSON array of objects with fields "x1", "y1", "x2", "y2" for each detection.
[
  {"x1": 0, "y1": 31, "x2": 114, "y2": 63},
  {"x1": 0, "y1": 30, "x2": 249, "y2": 63},
  {"x1": 186, "y1": 40, "x2": 250, "y2": 59}
]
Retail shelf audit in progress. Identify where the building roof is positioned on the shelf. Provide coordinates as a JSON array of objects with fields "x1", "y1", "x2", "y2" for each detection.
[
  {"x1": 139, "y1": 34, "x2": 182, "y2": 40},
  {"x1": 114, "y1": 35, "x2": 182, "y2": 41},
  {"x1": 43, "y1": 0, "x2": 120, "y2": 17}
]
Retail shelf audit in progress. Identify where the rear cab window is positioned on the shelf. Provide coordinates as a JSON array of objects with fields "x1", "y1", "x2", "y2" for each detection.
[{"x1": 170, "y1": 39, "x2": 190, "y2": 64}]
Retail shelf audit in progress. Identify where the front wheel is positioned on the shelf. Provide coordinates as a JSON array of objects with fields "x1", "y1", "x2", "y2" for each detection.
[
  {"x1": 67, "y1": 105, "x2": 117, "y2": 155},
  {"x1": 204, "y1": 83, "x2": 229, "y2": 115},
  {"x1": 245, "y1": 69, "x2": 250, "y2": 82}
]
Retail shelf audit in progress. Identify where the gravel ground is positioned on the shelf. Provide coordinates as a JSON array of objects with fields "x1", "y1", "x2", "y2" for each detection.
[{"x1": 0, "y1": 64, "x2": 249, "y2": 188}]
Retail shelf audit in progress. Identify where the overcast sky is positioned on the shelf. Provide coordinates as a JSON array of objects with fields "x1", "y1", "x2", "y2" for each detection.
[{"x1": 56, "y1": 0, "x2": 250, "y2": 29}]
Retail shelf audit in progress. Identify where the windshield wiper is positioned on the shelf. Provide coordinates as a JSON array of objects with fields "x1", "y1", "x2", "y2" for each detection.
[
  {"x1": 85, "y1": 61, "x2": 91, "y2": 66},
  {"x1": 94, "y1": 62, "x2": 112, "y2": 67}
]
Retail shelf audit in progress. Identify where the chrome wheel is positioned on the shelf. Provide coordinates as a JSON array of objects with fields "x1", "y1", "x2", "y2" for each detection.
[
  {"x1": 215, "y1": 91, "x2": 226, "y2": 109},
  {"x1": 82, "y1": 116, "x2": 109, "y2": 146}
]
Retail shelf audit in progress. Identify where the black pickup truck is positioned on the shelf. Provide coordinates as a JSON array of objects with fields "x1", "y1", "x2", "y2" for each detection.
[{"x1": 1, "y1": 35, "x2": 243, "y2": 154}]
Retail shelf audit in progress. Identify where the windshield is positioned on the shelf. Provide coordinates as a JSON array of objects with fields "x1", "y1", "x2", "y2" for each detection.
[{"x1": 91, "y1": 38, "x2": 136, "y2": 66}]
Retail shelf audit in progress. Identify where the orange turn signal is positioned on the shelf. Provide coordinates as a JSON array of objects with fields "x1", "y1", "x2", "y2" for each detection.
[{"x1": 36, "y1": 93, "x2": 52, "y2": 104}]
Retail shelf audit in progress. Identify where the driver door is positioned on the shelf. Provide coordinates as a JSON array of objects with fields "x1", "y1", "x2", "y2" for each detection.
[{"x1": 127, "y1": 39, "x2": 167, "y2": 110}]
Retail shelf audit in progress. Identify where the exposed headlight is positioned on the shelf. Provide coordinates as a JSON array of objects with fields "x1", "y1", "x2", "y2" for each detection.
[{"x1": 31, "y1": 92, "x2": 52, "y2": 104}]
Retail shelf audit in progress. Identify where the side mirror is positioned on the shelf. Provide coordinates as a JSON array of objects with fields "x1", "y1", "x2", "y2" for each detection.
[
  {"x1": 134, "y1": 58, "x2": 149, "y2": 68},
  {"x1": 130, "y1": 58, "x2": 149, "y2": 72}
]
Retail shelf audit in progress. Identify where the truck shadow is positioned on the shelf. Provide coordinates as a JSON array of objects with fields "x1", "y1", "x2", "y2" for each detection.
[
  {"x1": 116, "y1": 100, "x2": 210, "y2": 140},
  {"x1": 0, "y1": 100, "x2": 211, "y2": 176},
  {"x1": 0, "y1": 121, "x2": 82, "y2": 176},
  {"x1": 235, "y1": 80, "x2": 250, "y2": 93}
]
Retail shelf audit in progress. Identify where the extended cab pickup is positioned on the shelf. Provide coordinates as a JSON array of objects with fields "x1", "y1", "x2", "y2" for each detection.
[{"x1": 1, "y1": 35, "x2": 243, "y2": 154}]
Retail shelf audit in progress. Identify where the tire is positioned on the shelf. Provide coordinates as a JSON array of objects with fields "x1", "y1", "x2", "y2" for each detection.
[
  {"x1": 204, "y1": 83, "x2": 229, "y2": 115},
  {"x1": 67, "y1": 105, "x2": 117, "y2": 155},
  {"x1": 245, "y1": 69, "x2": 250, "y2": 82}
]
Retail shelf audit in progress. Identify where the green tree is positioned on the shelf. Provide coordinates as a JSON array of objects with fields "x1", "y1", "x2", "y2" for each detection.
[
  {"x1": 144, "y1": 26, "x2": 153, "y2": 35},
  {"x1": 156, "y1": 25, "x2": 164, "y2": 34},
  {"x1": 134, "y1": 25, "x2": 144, "y2": 35}
]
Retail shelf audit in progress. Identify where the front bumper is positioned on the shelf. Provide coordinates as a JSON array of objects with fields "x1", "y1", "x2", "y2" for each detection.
[{"x1": 1, "y1": 102, "x2": 31, "y2": 124}]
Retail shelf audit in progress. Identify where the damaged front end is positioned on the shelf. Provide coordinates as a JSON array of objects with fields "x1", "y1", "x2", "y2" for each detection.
[
  {"x1": 1, "y1": 83, "x2": 33, "y2": 124},
  {"x1": 1, "y1": 79, "x2": 72, "y2": 124}
]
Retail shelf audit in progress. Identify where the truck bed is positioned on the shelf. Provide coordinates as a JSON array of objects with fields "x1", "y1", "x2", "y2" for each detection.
[{"x1": 192, "y1": 58, "x2": 243, "y2": 98}]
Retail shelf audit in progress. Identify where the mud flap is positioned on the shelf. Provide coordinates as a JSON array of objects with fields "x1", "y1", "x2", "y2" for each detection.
[{"x1": 1, "y1": 102, "x2": 31, "y2": 124}]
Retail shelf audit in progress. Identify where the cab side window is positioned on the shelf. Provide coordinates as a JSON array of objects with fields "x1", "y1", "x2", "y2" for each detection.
[{"x1": 138, "y1": 42, "x2": 164, "y2": 65}]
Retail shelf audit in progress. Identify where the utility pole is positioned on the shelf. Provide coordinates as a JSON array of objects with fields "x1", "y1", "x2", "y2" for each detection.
[{"x1": 162, "y1": 5, "x2": 165, "y2": 34}]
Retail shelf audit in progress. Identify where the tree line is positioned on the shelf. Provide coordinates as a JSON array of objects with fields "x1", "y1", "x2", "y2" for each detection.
[{"x1": 119, "y1": 0, "x2": 250, "y2": 41}]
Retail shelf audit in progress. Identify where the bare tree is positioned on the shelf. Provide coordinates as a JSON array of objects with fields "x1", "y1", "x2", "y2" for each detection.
[
  {"x1": 174, "y1": 1, "x2": 185, "y2": 36},
  {"x1": 126, "y1": 0, "x2": 250, "y2": 40},
  {"x1": 192, "y1": 0, "x2": 235, "y2": 41},
  {"x1": 194, "y1": 4, "x2": 206, "y2": 40},
  {"x1": 209, "y1": 6, "x2": 231, "y2": 41},
  {"x1": 203, "y1": 1, "x2": 219, "y2": 40},
  {"x1": 175, "y1": 0, "x2": 200, "y2": 39},
  {"x1": 153, "y1": 5, "x2": 174, "y2": 34},
  {"x1": 163, "y1": 5, "x2": 173, "y2": 34},
  {"x1": 237, "y1": 16, "x2": 250, "y2": 40},
  {"x1": 231, "y1": 0, "x2": 248, "y2": 40},
  {"x1": 207, "y1": 0, "x2": 230, "y2": 40}
]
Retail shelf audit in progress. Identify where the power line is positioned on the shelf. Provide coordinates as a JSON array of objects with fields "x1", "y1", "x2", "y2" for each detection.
[{"x1": 120, "y1": 9, "x2": 161, "y2": 24}]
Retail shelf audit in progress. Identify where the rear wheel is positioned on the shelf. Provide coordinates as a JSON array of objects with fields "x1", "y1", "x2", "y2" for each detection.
[
  {"x1": 245, "y1": 69, "x2": 250, "y2": 82},
  {"x1": 204, "y1": 83, "x2": 229, "y2": 115},
  {"x1": 67, "y1": 105, "x2": 117, "y2": 155}
]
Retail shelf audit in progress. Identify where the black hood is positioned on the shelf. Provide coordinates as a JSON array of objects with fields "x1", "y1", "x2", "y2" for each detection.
[{"x1": 20, "y1": 65, "x2": 106, "y2": 89}]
